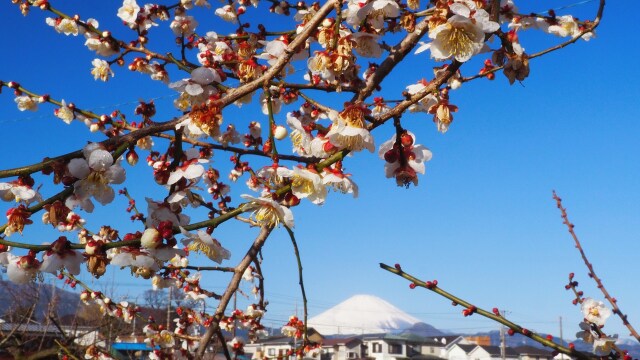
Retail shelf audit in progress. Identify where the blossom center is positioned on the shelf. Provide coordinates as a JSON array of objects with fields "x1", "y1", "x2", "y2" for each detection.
[
  {"x1": 254, "y1": 206, "x2": 280, "y2": 227},
  {"x1": 188, "y1": 241, "x2": 217, "y2": 259},
  {"x1": 292, "y1": 176, "x2": 315, "y2": 195},
  {"x1": 441, "y1": 25, "x2": 475, "y2": 59},
  {"x1": 87, "y1": 171, "x2": 109, "y2": 185}
]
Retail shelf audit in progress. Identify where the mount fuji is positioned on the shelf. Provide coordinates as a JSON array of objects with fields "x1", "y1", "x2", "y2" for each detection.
[{"x1": 307, "y1": 294, "x2": 423, "y2": 335}]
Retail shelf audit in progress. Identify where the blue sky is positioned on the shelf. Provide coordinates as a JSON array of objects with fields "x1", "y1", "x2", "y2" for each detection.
[{"x1": 1, "y1": 0, "x2": 639, "y2": 342}]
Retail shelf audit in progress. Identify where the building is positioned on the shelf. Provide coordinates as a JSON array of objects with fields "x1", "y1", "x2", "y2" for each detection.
[
  {"x1": 320, "y1": 337, "x2": 365, "y2": 360},
  {"x1": 245, "y1": 328, "x2": 324, "y2": 360}
]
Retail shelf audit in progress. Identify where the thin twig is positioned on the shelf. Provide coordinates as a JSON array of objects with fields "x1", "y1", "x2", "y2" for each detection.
[
  {"x1": 285, "y1": 226, "x2": 309, "y2": 344},
  {"x1": 552, "y1": 191, "x2": 640, "y2": 342}
]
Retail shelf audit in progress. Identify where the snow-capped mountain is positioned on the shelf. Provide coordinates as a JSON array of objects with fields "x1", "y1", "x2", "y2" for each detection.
[{"x1": 308, "y1": 294, "x2": 421, "y2": 335}]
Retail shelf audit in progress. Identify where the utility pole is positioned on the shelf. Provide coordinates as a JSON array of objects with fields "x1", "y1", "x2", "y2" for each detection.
[
  {"x1": 500, "y1": 310, "x2": 507, "y2": 360},
  {"x1": 559, "y1": 316, "x2": 565, "y2": 360}
]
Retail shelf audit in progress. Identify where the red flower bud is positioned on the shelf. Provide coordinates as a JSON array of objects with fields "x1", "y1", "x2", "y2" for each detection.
[{"x1": 400, "y1": 132, "x2": 413, "y2": 147}]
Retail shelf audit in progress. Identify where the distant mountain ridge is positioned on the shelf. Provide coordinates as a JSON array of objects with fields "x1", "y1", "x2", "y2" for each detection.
[{"x1": 0, "y1": 280, "x2": 80, "y2": 322}]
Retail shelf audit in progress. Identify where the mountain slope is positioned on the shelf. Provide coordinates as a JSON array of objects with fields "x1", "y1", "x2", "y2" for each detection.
[{"x1": 308, "y1": 294, "x2": 421, "y2": 335}]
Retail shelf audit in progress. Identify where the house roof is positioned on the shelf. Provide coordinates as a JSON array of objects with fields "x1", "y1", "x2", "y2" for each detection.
[
  {"x1": 322, "y1": 337, "x2": 362, "y2": 346},
  {"x1": 514, "y1": 346, "x2": 554, "y2": 356},
  {"x1": 0, "y1": 322, "x2": 95, "y2": 334},
  {"x1": 361, "y1": 333, "x2": 442, "y2": 345},
  {"x1": 451, "y1": 344, "x2": 477, "y2": 354},
  {"x1": 255, "y1": 336, "x2": 295, "y2": 346},
  {"x1": 471, "y1": 345, "x2": 520, "y2": 357},
  {"x1": 410, "y1": 354, "x2": 443, "y2": 360}
]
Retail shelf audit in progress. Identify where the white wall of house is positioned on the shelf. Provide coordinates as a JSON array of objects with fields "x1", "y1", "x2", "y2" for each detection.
[
  {"x1": 446, "y1": 345, "x2": 475, "y2": 360},
  {"x1": 362, "y1": 339, "x2": 406, "y2": 360},
  {"x1": 468, "y1": 346, "x2": 493, "y2": 360},
  {"x1": 323, "y1": 343, "x2": 363, "y2": 360}
]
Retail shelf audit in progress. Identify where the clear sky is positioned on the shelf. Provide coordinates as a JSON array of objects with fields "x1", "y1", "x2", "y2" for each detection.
[{"x1": 0, "y1": 0, "x2": 638, "y2": 343}]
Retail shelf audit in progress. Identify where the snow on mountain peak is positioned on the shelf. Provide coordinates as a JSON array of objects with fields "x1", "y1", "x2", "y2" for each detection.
[{"x1": 307, "y1": 294, "x2": 420, "y2": 335}]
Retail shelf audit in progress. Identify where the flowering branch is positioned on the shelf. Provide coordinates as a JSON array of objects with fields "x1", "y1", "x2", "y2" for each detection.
[
  {"x1": 553, "y1": 191, "x2": 640, "y2": 342},
  {"x1": 379, "y1": 263, "x2": 597, "y2": 360}
]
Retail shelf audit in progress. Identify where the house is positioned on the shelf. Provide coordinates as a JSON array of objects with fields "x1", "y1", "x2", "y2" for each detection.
[
  {"x1": 467, "y1": 345, "x2": 519, "y2": 360},
  {"x1": 320, "y1": 337, "x2": 365, "y2": 360},
  {"x1": 445, "y1": 343, "x2": 478, "y2": 360},
  {"x1": 513, "y1": 346, "x2": 554, "y2": 360},
  {"x1": 361, "y1": 333, "x2": 447, "y2": 360},
  {"x1": 245, "y1": 328, "x2": 324, "y2": 360}
]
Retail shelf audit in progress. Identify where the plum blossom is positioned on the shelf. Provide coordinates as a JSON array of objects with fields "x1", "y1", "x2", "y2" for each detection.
[
  {"x1": 146, "y1": 198, "x2": 190, "y2": 227},
  {"x1": 5, "y1": 205, "x2": 33, "y2": 236},
  {"x1": 180, "y1": 228, "x2": 231, "y2": 264},
  {"x1": 547, "y1": 15, "x2": 580, "y2": 38},
  {"x1": 593, "y1": 335, "x2": 618, "y2": 356},
  {"x1": 243, "y1": 265, "x2": 256, "y2": 282},
  {"x1": 281, "y1": 167, "x2": 327, "y2": 205},
  {"x1": 167, "y1": 148, "x2": 208, "y2": 186},
  {"x1": 257, "y1": 36, "x2": 306, "y2": 67},
  {"x1": 350, "y1": 32, "x2": 382, "y2": 58},
  {"x1": 322, "y1": 165, "x2": 358, "y2": 198},
  {"x1": 355, "y1": 0, "x2": 400, "y2": 30},
  {"x1": 241, "y1": 194, "x2": 294, "y2": 228},
  {"x1": 0, "y1": 179, "x2": 38, "y2": 203},
  {"x1": 326, "y1": 106, "x2": 375, "y2": 153},
  {"x1": 215, "y1": 5, "x2": 238, "y2": 22},
  {"x1": 378, "y1": 131, "x2": 432, "y2": 187},
  {"x1": 45, "y1": 17, "x2": 79, "y2": 36},
  {"x1": 14, "y1": 95, "x2": 38, "y2": 112},
  {"x1": 405, "y1": 80, "x2": 438, "y2": 113},
  {"x1": 170, "y1": 15, "x2": 198, "y2": 36},
  {"x1": 145, "y1": 328, "x2": 175, "y2": 349},
  {"x1": 117, "y1": 0, "x2": 140, "y2": 26},
  {"x1": 581, "y1": 298, "x2": 612, "y2": 326},
  {"x1": 66, "y1": 144, "x2": 126, "y2": 210},
  {"x1": 427, "y1": 15, "x2": 486, "y2": 62},
  {"x1": 0, "y1": 252, "x2": 41, "y2": 284},
  {"x1": 227, "y1": 337, "x2": 245, "y2": 354},
  {"x1": 181, "y1": 0, "x2": 211, "y2": 9},
  {"x1": 576, "y1": 321, "x2": 596, "y2": 344},
  {"x1": 54, "y1": 100, "x2": 74, "y2": 124},
  {"x1": 40, "y1": 236, "x2": 83, "y2": 275},
  {"x1": 84, "y1": 36, "x2": 119, "y2": 57},
  {"x1": 286, "y1": 112, "x2": 313, "y2": 156},
  {"x1": 110, "y1": 248, "x2": 160, "y2": 274},
  {"x1": 245, "y1": 304, "x2": 264, "y2": 318},
  {"x1": 91, "y1": 59, "x2": 114, "y2": 81},
  {"x1": 183, "y1": 273, "x2": 209, "y2": 300}
]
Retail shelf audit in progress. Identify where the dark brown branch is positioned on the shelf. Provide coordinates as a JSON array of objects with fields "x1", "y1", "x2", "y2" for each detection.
[
  {"x1": 195, "y1": 225, "x2": 273, "y2": 358},
  {"x1": 353, "y1": 16, "x2": 431, "y2": 103}
]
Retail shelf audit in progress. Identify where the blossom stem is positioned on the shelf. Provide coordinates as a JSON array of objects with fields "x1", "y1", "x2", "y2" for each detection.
[
  {"x1": 379, "y1": 263, "x2": 598, "y2": 360},
  {"x1": 265, "y1": 88, "x2": 279, "y2": 158}
]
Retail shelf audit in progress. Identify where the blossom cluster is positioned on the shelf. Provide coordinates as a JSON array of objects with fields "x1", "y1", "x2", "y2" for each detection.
[{"x1": 0, "y1": 0, "x2": 604, "y2": 358}]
